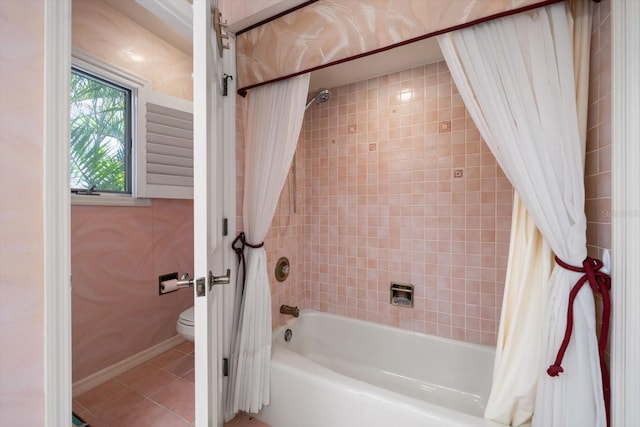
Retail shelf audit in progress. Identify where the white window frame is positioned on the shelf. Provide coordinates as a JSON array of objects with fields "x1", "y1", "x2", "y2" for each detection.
[{"x1": 70, "y1": 48, "x2": 151, "y2": 207}]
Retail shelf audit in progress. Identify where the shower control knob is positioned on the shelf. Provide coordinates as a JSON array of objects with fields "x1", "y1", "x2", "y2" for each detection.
[{"x1": 275, "y1": 257, "x2": 290, "y2": 282}]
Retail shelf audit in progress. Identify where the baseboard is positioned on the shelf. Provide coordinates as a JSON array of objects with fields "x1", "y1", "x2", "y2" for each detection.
[{"x1": 72, "y1": 335, "x2": 186, "y2": 397}]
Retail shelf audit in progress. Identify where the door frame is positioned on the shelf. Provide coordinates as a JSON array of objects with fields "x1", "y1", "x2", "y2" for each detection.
[
  {"x1": 43, "y1": 1, "x2": 238, "y2": 425},
  {"x1": 43, "y1": 1, "x2": 638, "y2": 426},
  {"x1": 44, "y1": 1, "x2": 72, "y2": 425},
  {"x1": 192, "y1": 0, "x2": 238, "y2": 424},
  {"x1": 192, "y1": 0, "x2": 218, "y2": 423},
  {"x1": 218, "y1": 32, "x2": 238, "y2": 425},
  {"x1": 610, "y1": 1, "x2": 640, "y2": 426}
]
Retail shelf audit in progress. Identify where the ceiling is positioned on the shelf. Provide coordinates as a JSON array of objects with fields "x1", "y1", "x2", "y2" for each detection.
[
  {"x1": 105, "y1": 0, "x2": 444, "y2": 94},
  {"x1": 307, "y1": 37, "x2": 443, "y2": 95},
  {"x1": 107, "y1": 0, "x2": 193, "y2": 55}
]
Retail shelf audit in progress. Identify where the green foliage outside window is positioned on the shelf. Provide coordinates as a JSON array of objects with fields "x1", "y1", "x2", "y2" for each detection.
[{"x1": 70, "y1": 69, "x2": 130, "y2": 193}]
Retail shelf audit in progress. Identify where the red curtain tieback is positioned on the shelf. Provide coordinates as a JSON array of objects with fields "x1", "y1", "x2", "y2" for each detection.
[{"x1": 548, "y1": 256, "x2": 611, "y2": 425}]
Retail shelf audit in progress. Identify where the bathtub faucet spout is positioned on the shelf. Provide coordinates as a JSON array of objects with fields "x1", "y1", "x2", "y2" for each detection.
[{"x1": 280, "y1": 304, "x2": 299, "y2": 317}]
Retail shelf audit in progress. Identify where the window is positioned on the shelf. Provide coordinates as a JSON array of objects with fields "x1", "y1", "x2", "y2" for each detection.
[
  {"x1": 70, "y1": 49, "x2": 194, "y2": 205},
  {"x1": 70, "y1": 49, "x2": 149, "y2": 206},
  {"x1": 70, "y1": 68, "x2": 132, "y2": 194}
]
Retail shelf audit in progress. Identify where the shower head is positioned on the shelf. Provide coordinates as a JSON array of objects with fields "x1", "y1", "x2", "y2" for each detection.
[
  {"x1": 315, "y1": 88, "x2": 331, "y2": 104},
  {"x1": 305, "y1": 88, "x2": 332, "y2": 110}
]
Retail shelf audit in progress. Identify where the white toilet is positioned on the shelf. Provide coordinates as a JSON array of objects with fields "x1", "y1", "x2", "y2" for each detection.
[{"x1": 176, "y1": 306, "x2": 195, "y2": 341}]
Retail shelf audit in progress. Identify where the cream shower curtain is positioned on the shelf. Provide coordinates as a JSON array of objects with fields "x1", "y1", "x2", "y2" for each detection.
[
  {"x1": 438, "y1": 2, "x2": 604, "y2": 426},
  {"x1": 483, "y1": 1, "x2": 593, "y2": 424},
  {"x1": 486, "y1": 194, "x2": 553, "y2": 424},
  {"x1": 226, "y1": 73, "x2": 310, "y2": 418}
]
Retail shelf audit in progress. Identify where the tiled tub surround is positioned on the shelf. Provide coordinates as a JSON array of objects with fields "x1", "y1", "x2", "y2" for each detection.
[
  {"x1": 302, "y1": 62, "x2": 513, "y2": 345},
  {"x1": 243, "y1": 61, "x2": 513, "y2": 344},
  {"x1": 240, "y1": 1, "x2": 613, "y2": 352},
  {"x1": 585, "y1": 0, "x2": 612, "y2": 356},
  {"x1": 585, "y1": 0, "x2": 611, "y2": 261}
]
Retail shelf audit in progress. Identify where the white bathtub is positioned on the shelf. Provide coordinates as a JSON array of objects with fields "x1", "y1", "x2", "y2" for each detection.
[{"x1": 257, "y1": 309, "x2": 507, "y2": 427}]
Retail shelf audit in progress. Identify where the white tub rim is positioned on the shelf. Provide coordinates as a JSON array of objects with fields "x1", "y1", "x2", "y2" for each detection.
[{"x1": 265, "y1": 309, "x2": 507, "y2": 427}]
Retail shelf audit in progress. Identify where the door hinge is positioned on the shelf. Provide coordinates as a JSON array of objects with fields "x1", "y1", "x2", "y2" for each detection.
[
  {"x1": 223, "y1": 358, "x2": 229, "y2": 376},
  {"x1": 223, "y1": 218, "x2": 228, "y2": 236}
]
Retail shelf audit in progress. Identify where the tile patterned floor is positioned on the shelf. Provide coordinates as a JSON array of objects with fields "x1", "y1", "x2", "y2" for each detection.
[{"x1": 73, "y1": 342, "x2": 270, "y2": 427}]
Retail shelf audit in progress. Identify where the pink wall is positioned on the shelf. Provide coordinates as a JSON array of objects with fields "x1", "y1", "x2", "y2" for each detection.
[
  {"x1": 265, "y1": 138, "x2": 308, "y2": 326},
  {"x1": 302, "y1": 62, "x2": 512, "y2": 345},
  {"x1": 586, "y1": 0, "x2": 611, "y2": 258},
  {"x1": 585, "y1": 0, "x2": 611, "y2": 354},
  {"x1": 0, "y1": 1, "x2": 45, "y2": 424},
  {"x1": 71, "y1": 200, "x2": 194, "y2": 381},
  {"x1": 71, "y1": 0, "x2": 194, "y2": 382},
  {"x1": 237, "y1": 61, "x2": 512, "y2": 345}
]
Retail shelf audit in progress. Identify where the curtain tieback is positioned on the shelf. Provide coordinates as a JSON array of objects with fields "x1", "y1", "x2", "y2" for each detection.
[
  {"x1": 232, "y1": 232, "x2": 265, "y2": 291},
  {"x1": 549, "y1": 255, "x2": 611, "y2": 425}
]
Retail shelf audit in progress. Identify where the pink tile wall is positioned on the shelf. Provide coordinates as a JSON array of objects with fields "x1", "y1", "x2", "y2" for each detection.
[
  {"x1": 303, "y1": 62, "x2": 513, "y2": 345},
  {"x1": 585, "y1": 0, "x2": 611, "y2": 356},
  {"x1": 235, "y1": 20, "x2": 609, "y2": 347},
  {"x1": 71, "y1": 0, "x2": 195, "y2": 381},
  {"x1": 0, "y1": 1, "x2": 45, "y2": 424},
  {"x1": 585, "y1": 0, "x2": 611, "y2": 258},
  {"x1": 236, "y1": 98, "x2": 245, "y2": 233},
  {"x1": 265, "y1": 142, "x2": 307, "y2": 326},
  {"x1": 72, "y1": 200, "x2": 194, "y2": 381}
]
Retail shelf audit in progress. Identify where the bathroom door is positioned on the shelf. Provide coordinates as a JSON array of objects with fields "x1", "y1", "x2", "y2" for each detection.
[{"x1": 193, "y1": 0, "x2": 229, "y2": 425}]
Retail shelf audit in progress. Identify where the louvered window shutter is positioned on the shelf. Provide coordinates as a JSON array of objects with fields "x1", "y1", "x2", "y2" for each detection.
[{"x1": 137, "y1": 91, "x2": 193, "y2": 199}]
